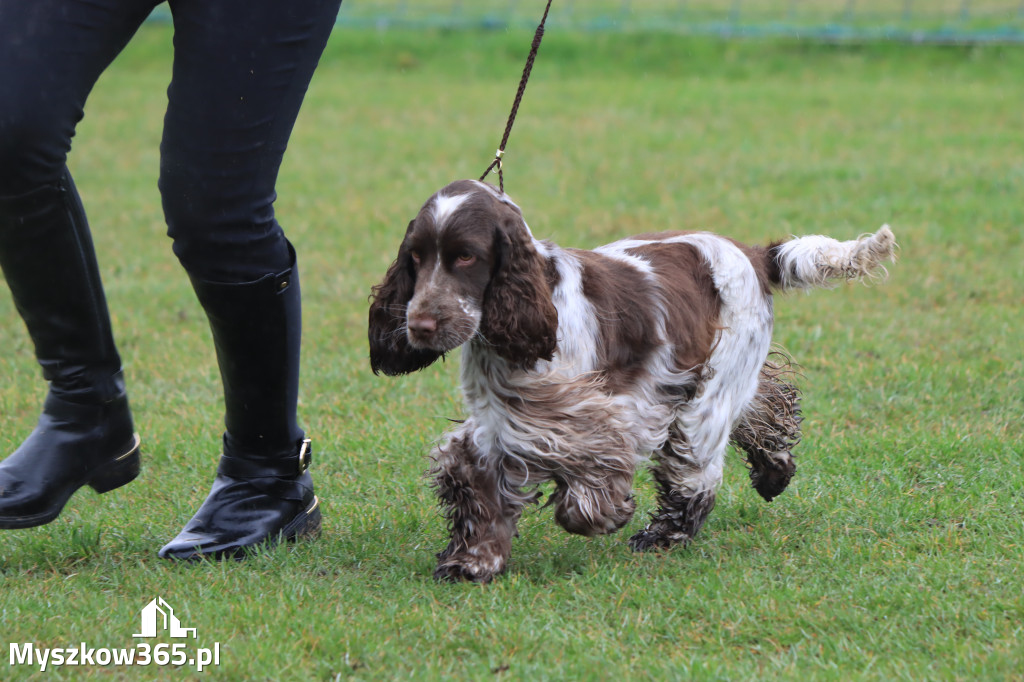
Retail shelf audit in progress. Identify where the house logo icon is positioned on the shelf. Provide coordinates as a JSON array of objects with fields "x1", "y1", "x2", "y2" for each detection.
[{"x1": 133, "y1": 597, "x2": 197, "y2": 639}]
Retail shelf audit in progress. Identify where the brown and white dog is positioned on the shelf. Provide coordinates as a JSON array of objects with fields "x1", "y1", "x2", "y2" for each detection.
[{"x1": 369, "y1": 179, "x2": 896, "y2": 582}]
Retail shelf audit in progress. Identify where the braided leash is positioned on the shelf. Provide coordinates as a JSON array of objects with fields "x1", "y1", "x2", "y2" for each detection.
[{"x1": 479, "y1": 0, "x2": 554, "y2": 194}]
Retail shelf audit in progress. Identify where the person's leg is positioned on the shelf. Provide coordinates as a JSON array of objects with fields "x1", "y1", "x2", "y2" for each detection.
[
  {"x1": 0, "y1": 0, "x2": 156, "y2": 528},
  {"x1": 157, "y1": 0, "x2": 342, "y2": 559}
]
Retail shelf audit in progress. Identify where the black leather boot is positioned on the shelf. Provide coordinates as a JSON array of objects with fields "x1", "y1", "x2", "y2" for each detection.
[
  {"x1": 0, "y1": 172, "x2": 140, "y2": 529},
  {"x1": 159, "y1": 248, "x2": 320, "y2": 560}
]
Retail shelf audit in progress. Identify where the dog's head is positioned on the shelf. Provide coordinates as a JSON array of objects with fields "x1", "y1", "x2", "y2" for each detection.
[{"x1": 368, "y1": 179, "x2": 558, "y2": 376}]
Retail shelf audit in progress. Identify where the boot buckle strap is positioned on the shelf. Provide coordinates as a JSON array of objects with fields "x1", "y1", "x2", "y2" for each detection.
[{"x1": 217, "y1": 437, "x2": 312, "y2": 479}]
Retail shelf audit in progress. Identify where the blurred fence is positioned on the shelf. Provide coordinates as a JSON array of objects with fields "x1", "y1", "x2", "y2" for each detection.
[{"x1": 148, "y1": 1, "x2": 1024, "y2": 43}]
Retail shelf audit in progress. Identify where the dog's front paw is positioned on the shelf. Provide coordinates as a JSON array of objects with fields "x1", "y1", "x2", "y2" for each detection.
[{"x1": 434, "y1": 553, "x2": 505, "y2": 583}]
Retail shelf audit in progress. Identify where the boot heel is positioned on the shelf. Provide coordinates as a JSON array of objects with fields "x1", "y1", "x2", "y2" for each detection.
[
  {"x1": 283, "y1": 495, "x2": 322, "y2": 541},
  {"x1": 88, "y1": 433, "x2": 142, "y2": 494},
  {"x1": 302, "y1": 497, "x2": 323, "y2": 540}
]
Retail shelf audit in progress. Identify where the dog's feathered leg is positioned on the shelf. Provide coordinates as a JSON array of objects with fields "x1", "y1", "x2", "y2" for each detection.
[
  {"x1": 429, "y1": 431, "x2": 525, "y2": 583},
  {"x1": 628, "y1": 427, "x2": 717, "y2": 551},
  {"x1": 731, "y1": 355, "x2": 803, "y2": 502},
  {"x1": 549, "y1": 469, "x2": 636, "y2": 538}
]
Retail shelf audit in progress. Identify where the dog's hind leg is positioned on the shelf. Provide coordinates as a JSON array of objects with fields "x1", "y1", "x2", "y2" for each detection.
[
  {"x1": 730, "y1": 357, "x2": 802, "y2": 502},
  {"x1": 627, "y1": 232, "x2": 778, "y2": 552},
  {"x1": 628, "y1": 422, "x2": 722, "y2": 552},
  {"x1": 430, "y1": 431, "x2": 531, "y2": 583},
  {"x1": 629, "y1": 323, "x2": 769, "y2": 551}
]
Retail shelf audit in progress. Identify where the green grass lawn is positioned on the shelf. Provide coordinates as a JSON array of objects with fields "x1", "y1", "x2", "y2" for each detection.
[{"x1": 1, "y1": 26, "x2": 1022, "y2": 681}]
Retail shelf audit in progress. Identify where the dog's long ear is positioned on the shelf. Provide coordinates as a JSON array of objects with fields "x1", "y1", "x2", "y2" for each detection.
[
  {"x1": 480, "y1": 212, "x2": 558, "y2": 368},
  {"x1": 368, "y1": 224, "x2": 443, "y2": 376}
]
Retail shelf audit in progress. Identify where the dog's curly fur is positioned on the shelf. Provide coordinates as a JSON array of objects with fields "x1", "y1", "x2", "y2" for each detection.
[{"x1": 369, "y1": 179, "x2": 896, "y2": 583}]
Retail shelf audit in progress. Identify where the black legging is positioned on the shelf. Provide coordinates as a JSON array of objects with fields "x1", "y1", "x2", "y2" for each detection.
[{"x1": 0, "y1": 0, "x2": 342, "y2": 281}]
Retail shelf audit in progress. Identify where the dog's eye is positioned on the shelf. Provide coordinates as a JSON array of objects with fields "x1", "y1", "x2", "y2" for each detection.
[
  {"x1": 409, "y1": 250, "x2": 421, "y2": 265},
  {"x1": 455, "y1": 253, "x2": 476, "y2": 266}
]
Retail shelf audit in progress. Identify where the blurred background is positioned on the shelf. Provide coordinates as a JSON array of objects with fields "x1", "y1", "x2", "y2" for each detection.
[{"x1": 151, "y1": 0, "x2": 1024, "y2": 43}]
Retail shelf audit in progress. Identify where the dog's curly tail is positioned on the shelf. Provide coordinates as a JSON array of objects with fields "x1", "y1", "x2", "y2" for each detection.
[{"x1": 767, "y1": 225, "x2": 897, "y2": 291}]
